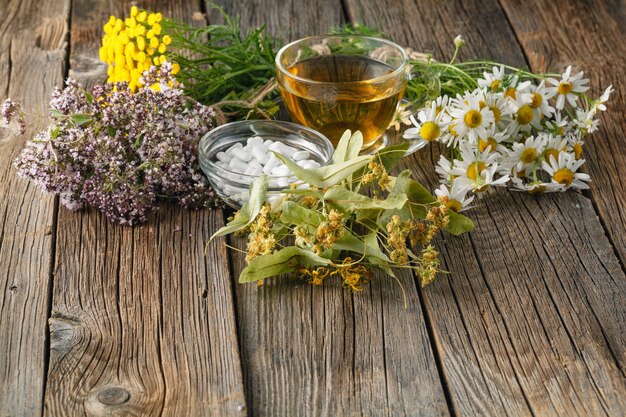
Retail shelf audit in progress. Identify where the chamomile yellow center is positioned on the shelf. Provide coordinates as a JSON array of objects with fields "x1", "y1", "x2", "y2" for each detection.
[
  {"x1": 464, "y1": 110, "x2": 483, "y2": 128},
  {"x1": 530, "y1": 93, "x2": 543, "y2": 108},
  {"x1": 479, "y1": 137, "x2": 498, "y2": 153},
  {"x1": 573, "y1": 143, "x2": 583, "y2": 159},
  {"x1": 553, "y1": 168, "x2": 574, "y2": 186},
  {"x1": 504, "y1": 87, "x2": 516, "y2": 99},
  {"x1": 543, "y1": 148, "x2": 560, "y2": 163},
  {"x1": 490, "y1": 106, "x2": 501, "y2": 123},
  {"x1": 490, "y1": 79, "x2": 501, "y2": 91},
  {"x1": 419, "y1": 122, "x2": 441, "y2": 142},
  {"x1": 558, "y1": 82, "x2": 573, "y2": 95},
  {"x1": 516, "y1": 105, "x2": 534, "y2": 125},
  {"x1": 449, "y1": 124, "x2": 458, "y2": 136},
  {"x1": 520, "y1": 147, "x2": 537, "y2": 164},
  {"x1": 479, "y1": 100, "x2": 487, "y2": 109},
  {"x1": 445, "y1": 199, "x2": 463, "y2": 213},
  {"x1": 466, "y1": 161, "x2": 486, "y2": 181}
]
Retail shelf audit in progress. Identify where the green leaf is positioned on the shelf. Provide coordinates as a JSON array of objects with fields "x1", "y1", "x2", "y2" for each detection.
[
  {"x1": 323, "y1": 187, "x2": 408, "y2": 212},
  {"x1": 382, "y1": 170, "x2": 473, "y2": 235},
  {"x1": 50, "y1": 110, "x2": 63, "y2": 118},
  {"x1": 107, "y1": 125, "x2": 117, "y2": 137},
  {"x1": 352, "y1": 141, "x2": 409, "y2": 190},
  {"x1": 274, "y1": 152, "x2": 370, "y2": 188},
  {"x1": 211, "y1": 175, "x2": 268, "y2": 239},
  {"x1": 332, "y1": 129, "x2": 353, "y2": 164},
  {"x1": 239, "y1": 246, "x2": 330, "y2": 283},
  {"x1": 279, "y1": 201, "x2": 324, "y2": 226},
  {"x1": 332, "y1": 231, "x2": 390, "y2": 262},
  {"x1": 70, "y1": 114, "x2": 93, "y2": 127}
]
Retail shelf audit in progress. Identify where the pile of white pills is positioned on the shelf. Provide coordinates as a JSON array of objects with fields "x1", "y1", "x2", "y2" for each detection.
[{"x1": 213, "y1": 136, "x2": 322, "y2": 204}]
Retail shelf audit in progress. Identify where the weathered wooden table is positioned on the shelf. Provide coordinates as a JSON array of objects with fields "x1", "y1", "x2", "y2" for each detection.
[{"x1": 1, "y1": 0, "x2": 625, "y2": 416}]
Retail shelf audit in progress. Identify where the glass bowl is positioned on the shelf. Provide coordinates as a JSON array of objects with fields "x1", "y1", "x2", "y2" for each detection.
[{"x1": 198, "y1": 120, "x2": 334, "y2": 209}]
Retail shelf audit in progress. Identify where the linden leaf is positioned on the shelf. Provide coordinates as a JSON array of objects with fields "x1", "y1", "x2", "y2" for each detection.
[
  {"x1": 382, "y1": 170, "x2": 474, "y2": 235},
  {"x1": 323, "y1": 187, "x2": 408, "y2": 212},
  {"x1": 210, "y1": 175, "x2": 268, "y2": 239},
  {"x1": 239, "y1": 246, "x2": 331, "y2": 283},
  {"x1": 274, "y1": 152, "x2": 371, "y2": 188},
  {"x1": 279, "y1": 200, "x2": 324, "y2": 227},
  {"x1": 332, "y1": 129, "x2": 353, "y2": 164}
]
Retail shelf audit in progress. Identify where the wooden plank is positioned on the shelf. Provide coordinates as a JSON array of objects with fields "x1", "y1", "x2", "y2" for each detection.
[
  {"x1": 43, "y1": 1, "x2": 247, "y2": 415},
  {"x1": 497, "y1": 0, "x2": 626, "y2": 270},
  {"x1": 211, "y1": 1, "x2": 450, "y2": 415},
  {"x1": 0, "y1": 1, "x2": 70, "y2": 415},
  {"x1": 344, "y1": 0, "x2": 626, "y2": 415}
]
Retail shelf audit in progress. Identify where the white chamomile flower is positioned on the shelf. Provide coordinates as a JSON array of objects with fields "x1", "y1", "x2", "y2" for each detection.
[
  {"x1": 457, "y1": 162, "x2": 510, "y2": 193},
  {"x1": 545, "y1": 111, "x2": 571, "y2": 136},
  {"x1": 593, "y1": 85, "x2": 614, "y2": 112},
  {"x1": 448, "y1": 92, "x2": 495, "y2": 143},
  {"x1": 574, "y1": 108, "x2": 600, "y2": 134},
  {"x1": 433, "y1": 95, "x2": 451, "y2": 116},
  {"x1": 477, "y1": 126, "x2": 510, "y2": 154},
  {"x1": 510, "y1": 177, "x2": 565, "y2": 194},
  {"x1": 508, "y1": 94, "x2": 543, "y2": 133},
  {"x1": 390, "y1": 103, "x2": 413, "y2": 131},
  {"x1": 546, "y1": 65, "x2": 589, "y2": 110},
  {"x1": 507, "y1": 134, "x2": 547, "y2": 174},
  {"x1": 541, "y1": 134, "x2": 568, "y2": 165},
  {"x1": 403, "y1": 101, "x2": 449, "y2": 144},
  {"x1": 542, "y1": 151, "x2": 590, "y2": 190},
  {"x1": 479, "y1": 89, "x2": 513, "y2": 130},
  {"x1": 435, "y1": 178, "x2": 474, "y2": 212},
  {"x1": 528, "y1": 81, "x2": 555, "y2": 118},
  {"x1": 502, "y1": 78, "x2": 532, "y2": 109},
  {"x1": 478, "y1": 65, "x2": 505, "y2": 91},
  {"x1": 566, "y1": 131, "x2": 585, "y2": 160},
  {"x1": 450, "y1": 142, "x2": 500, "y2": 186},
  {"x1": 435, "y1": 155, "x2": 454, "y2": 184}
]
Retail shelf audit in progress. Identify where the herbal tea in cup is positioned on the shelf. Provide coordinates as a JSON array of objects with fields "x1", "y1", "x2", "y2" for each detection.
[{"x1": 275, "y1": 36, "x2": 409, "y2": 151}]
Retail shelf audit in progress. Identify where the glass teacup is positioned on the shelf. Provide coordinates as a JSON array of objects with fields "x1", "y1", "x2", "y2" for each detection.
[{"x1": 275, "y1": 35, "x2": 409, "y2": 151}]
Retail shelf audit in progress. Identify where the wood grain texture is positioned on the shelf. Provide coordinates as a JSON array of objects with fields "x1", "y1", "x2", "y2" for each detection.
[
  {"x1": 497, "y1": 0, "x2": 626, "y2": 268},
  {"x1": 212, "y1": 1, "x2": 449, "y2": 415},
  {"x1": 43, "y1": 1, "x2": 246, "y2": 416},
  {"x1": 345, "y1": 0, "x2": 626, "y2": 415},
  {"x1": 0, "y1": 0, "x2": 69, "y2": 415}
]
